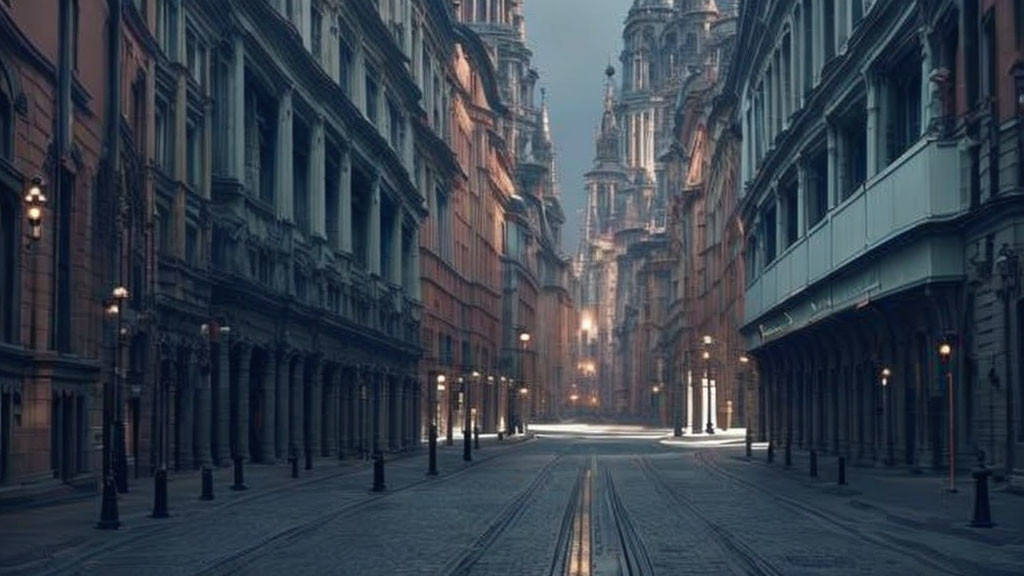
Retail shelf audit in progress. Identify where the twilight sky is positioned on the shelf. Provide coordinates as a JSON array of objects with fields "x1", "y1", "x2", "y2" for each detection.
[{"x1": 522, "y1": 0, "x2": 633, "y2": 255}]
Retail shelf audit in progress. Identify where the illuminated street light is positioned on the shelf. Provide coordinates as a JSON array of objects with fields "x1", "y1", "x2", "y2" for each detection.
[
  {"x1": 938, "y1": 341, "x2": 955, "y2": 492},
  {"x1": 702, "y1": 334, "x2": 713, "y2": 346},
  {"x1": 23, "y1": 176, "x2": 46, "y2": 241},
  {"x1": 739, "y1": 355, "x2": 749, "y2": 364}
]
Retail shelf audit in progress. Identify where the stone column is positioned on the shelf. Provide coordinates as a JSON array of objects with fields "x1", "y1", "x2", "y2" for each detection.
[
  {"x1": 370, "y1": 175, "x2": 382, "y2": 276},
  {"x1": 236, "y1": 343, "x2": 251, "y2": 461},
  {"x1": 410, "y1": 227, "x2": 421, "y2": 301},
  {"x1": 812, "y1": 0, "x2": 825, "y2": 86},
  {"x1": 231, "y1": 35, "x2": 246, "y2": 182},
  {"x1": 261, "y1": 349, "x2": 276, "y2": 463},
  {"x1": 391, "y1": 208, "x2": 403, "y2": 284},
  {"x1": 276, "y1": 89, "x2": 294, "y2": 222},
  {"x1": 865, "y1": 71, "x2": 879, "y2": 177},
  {"x1": 180, "y1": 356, "x2": 196, "y2": 469},
  {"x1": 919, "y1": 27, "x2": 933, "y2": 134},
  {"x1": 826, "y1": 125, "x2": 838, "y2": 210},
  {"x1": 372, "y1": 369, "x2": 382, "y2": 454},
  {"x1": 276, "y1": 349, "x2": 290, "y2": 460},
  {"x1": 324, "y1": 368, "x2": 338, "y2": 457},
  {"x1": 687, "y1": 369, "x2": 695, "y2": 433},
  {"x1": 791, "y1": 12, "x2": 802, "y2": 109},
  {"x1": 309, "y1": 360, "x2": 322, "y2": 460},
  {"x1": 196, "y1": 340, "x2": 213, "y2": 467},
  {"x1": 339, "y1": 147, "x2": 353, "y2": 253},
  {"x1": 215, "y1": 330, "x2": 231, "y2": 465},
  {"x1": 291, "y1": 356, "x2": 305, "y2": 458},
  {"x1": 310, "y1": 117, "x2": 327, "y2": 240}
]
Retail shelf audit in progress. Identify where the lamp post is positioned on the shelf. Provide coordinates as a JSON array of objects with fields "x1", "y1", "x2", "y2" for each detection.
[
  {"x1": 702, "y1": 334, "x2": 714, "y2": 435},
  {"x1": 429, "y1": 374, "x2": 442, "y2": 476},
  {"x1": 499, "y1": 376, "x2": 508, "y2": 438},
  {"x1": 517, "y1": 332, "x2": 530, "y2": 434},
  {"x1": 23, "y1": 177, "x2": 46, "y2": 351},
  {"x1": 464, "y1": 371, "x2": 478, "y2": 461},
  {"x1": 881, "y1": 367, "x2": 893, "y2": 466},
  {"x1": 445, "y1": 373, "x2": 453, "y2": 446},
  {"x1": 939, "y1": 342, "x2": 956, "y2": 492},
  {"x1": 519, "y1": 387, "x2": 529, "y2": 434},
  {"x1": 97, "y1": 295, "x2": 123, "y2": 529},
  {"x1": 651, "y1": 385, "x2": 661, "y2": 425},
  {"x1": 111, "y1": 286, "x2": 130, "y2": 494}
]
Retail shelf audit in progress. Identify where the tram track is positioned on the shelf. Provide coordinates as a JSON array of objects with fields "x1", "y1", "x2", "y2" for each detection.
[
  {"x1": 637, "y1": 455, "x2": 783, "y2": 576},
  {"x1": 601, "y1": 463, "x2": 654, "y2": 576},
  {"x1": 186, "y1": 439, "x2": 541, "y2": 575},
  {"x1": 441, "y1": 451, "x2": 572, "y2": 576}
]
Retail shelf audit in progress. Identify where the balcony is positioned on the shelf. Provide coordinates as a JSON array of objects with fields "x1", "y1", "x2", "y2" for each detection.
[{"x1": 745, "y1": 136, "x2": 965, "y2": 326}]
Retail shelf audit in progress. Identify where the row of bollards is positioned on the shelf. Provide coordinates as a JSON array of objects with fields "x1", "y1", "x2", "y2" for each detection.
[{"x1": 759, "y1": 440, "x2": 994, "y2": 528}]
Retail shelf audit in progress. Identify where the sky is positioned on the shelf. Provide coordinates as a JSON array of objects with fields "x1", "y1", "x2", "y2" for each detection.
[{"x1": 522, "y1": 0, "x2": 634, "y2": 255}]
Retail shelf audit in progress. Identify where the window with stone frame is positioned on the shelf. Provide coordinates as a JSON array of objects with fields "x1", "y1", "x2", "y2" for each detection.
[
  {"x1": 365, "y1": 71, "x2": 379, "y2": 125},
  {"x1": 338, "y1": 40, "x2": 353, "y2": 97},
  {"x1": 762, "y1": 203, "x2": 777, "y2": 265},
  {"x1": 883, "y1": 48, "x2": 922, "y2": 166},
  {"x1": 838, "y1": 102, "x2": 868, "y2": 201},
  {"x1": 311, "y1": 4, "x2": 323, "y2": 63},
  {"x1": 781, "y1": 179, "x2": 799, "y2": 249},
  {"x1": 806, "y1": 148, "x2": 829, "y2": 228},
  {"x1": 387, "y1": 98, "x2": 402, "y2": 152}
]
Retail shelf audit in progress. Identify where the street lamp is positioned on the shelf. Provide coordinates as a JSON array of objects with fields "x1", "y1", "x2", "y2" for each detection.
[
  {"x1": 428, "y1": 374, "x2": 443, "y2": 476},
  {"x1": 518, "y1": 386, "x2": 529, "y2": 433},
  {"x1": 702, "y1": 345, "x2": 714, "y2": 435},
  {"x1": 939, "y1": 341, "x2": 955, "y2": 492},
  {"x1": 111, "y1": 287, "x2": 130, "y2": 494},
  {"x1": 23, "y1": 176, "x2": 46, "y2": 241},
  {"x1": 881, "y1": 367, "x2": 893, "y2": 465},
  {"x1": 516, "y1": 332, "x2": 530, "y2": 434}
]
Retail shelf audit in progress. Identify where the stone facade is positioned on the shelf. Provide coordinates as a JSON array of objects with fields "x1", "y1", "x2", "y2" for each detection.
[
  {"x1": 0, "y1": 0, "x2": 109, "y2": 485},
  {"x1": 734, "y1": 0, "x2": 1024, "y2": 475},
  {"x1": 462, "y1": 0, "x2": 574, "y2": 424}
]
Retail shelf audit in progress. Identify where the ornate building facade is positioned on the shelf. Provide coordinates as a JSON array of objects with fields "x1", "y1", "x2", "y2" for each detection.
[
  {"x1": 576, "y1": 0, "x2": 731, "y2": 418},
  {"x1": 735, "y1": 0, "x2": 1023, "y2": 475}
]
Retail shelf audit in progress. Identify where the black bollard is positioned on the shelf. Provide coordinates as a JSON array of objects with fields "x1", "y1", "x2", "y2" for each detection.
[
  {"x1": 838, "y1": 456, "x2": 847, "y2": 486},
  {"x1": 463, "y1": 428, "x2": 472, "y2": 462},
  {"x1": 97, "y1": 476, "x2": 122, "y2": 529},
  {"x1": 474, "y1": 425, "x2": 480, "y2": 450},
  {"x1": 767, "y1": 442, "x2": 775, "y2": 464},
  {"x1": 785, "y1": 442, "x2": 793, "y2": 469},
  {"x1": 498, "y1": 431, "x2": 504, "y2": 441},
  {"x1": 970, "y1": 452, "x2": 994, "y2": 528},
  {"x1": 305, "y1": 449, "x2": 312, "y2": 471},
  {"x1": 745, "y1": 430, "x2": 752, "y2": 460},
  {"x1": 290, "y1": 454, "x2": 299, "y2": 479},
  {"x1": 427, "y1": 424, "x2": 438, "y2": 476},
  {"x1": 230, "y1": 456, "x2": 247, "y2": 491},
  {"x1": 372, "y1": 451, "x2": 386, "y2": 492},
  {"x1": 200, "y1": 466, "x2": 214, "y2": 501},
  {"x1": 151, "y1": 468, "x2": 169, "y2": 518},
  {"x1": 810, "y1": 450, "x2": 818, "y2": 478}
]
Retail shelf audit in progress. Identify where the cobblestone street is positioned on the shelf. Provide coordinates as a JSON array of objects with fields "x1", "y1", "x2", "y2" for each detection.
[{"x1": 3, "y1": 425, "x2": 1023, "y2": 575}]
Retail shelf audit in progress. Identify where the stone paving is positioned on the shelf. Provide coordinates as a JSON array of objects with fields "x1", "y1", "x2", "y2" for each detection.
[{"x1": 2, "y1": 426, "x2": 1022, "y2": 575}]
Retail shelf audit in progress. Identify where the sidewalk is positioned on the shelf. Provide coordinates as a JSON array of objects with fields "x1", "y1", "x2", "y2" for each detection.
[
  {"x1": 1, "y1": 436, "x2": 530, "y2": 575},
  {"x1": 707, "y1": 444, "x2": 1024, "y2": 573}
]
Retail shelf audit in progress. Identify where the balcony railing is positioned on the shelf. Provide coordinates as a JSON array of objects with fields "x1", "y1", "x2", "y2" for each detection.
[{"x1": 745, "y1": 135, "x2": 964, "y2": 325}]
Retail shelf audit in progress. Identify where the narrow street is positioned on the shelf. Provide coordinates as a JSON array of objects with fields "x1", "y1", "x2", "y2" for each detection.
[{"x1": 4, "y1": 425, "x2": 1022, "y2": 575}]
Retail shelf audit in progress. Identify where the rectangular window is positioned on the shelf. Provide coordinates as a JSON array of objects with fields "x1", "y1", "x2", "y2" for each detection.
[
  {"x1": 157, "y1": 204, "x2": 172, "y2": 255},
  {"x1": 1017, "y1": 0, "x2": 1024, "y2": 50},
  {"x1": 783, "y1": 182, "x2": 799, "y2": 248},
  {"x1": 981, "y1": 12, "x2": 996, "y2": 101},
  {"x1": 823, "y1": 0, "x2": 835, "y2": 61},
  {"x1": 339, "y1": 42, "x2": 352, "y2": 96},
  {"x1": 185, "y1": 223, "x2": 198, "y2": 266},
  {"x1": 885, "y1": 51, "x2": 922, "y2": 165},
  {"x1": 807, "y1": 150, "x2": 829, "y2": 227},
  {"x1": 388, "y1": 99, "x2": 402, "y2": 151},
  {"x1": 840, "y1": 106, "x2": 867, "y2": 200},
  {"x1": 365, "y1": 72, "x2": 379, "y2": 125},
  {"x1": 186, "y1": 121, "x2": 200, "y2": 189},
  {"x1": 311, "y1": 7, "x2": 323, "y2": 62},
  {"x1": 762, "y1": 205, "x2": 777, "y2": 265},
  {"x1": 71, "y1": 0, "x2": 80, "y2": 71}
]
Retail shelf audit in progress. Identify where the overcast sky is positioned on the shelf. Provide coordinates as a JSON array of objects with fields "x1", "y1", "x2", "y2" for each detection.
[{"x1": 523, "y1": 0, "x2": 633, "y2": 255}]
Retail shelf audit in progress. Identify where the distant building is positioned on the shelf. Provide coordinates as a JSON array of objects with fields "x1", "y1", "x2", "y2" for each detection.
[{"x1": 577, "y1": 0, "x2": 730, "y2": 419}]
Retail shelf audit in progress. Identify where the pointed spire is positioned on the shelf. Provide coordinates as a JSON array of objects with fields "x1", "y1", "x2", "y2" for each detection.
[{"x1": 540, "y1": 87, "x2": 552, "y2": 145}]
